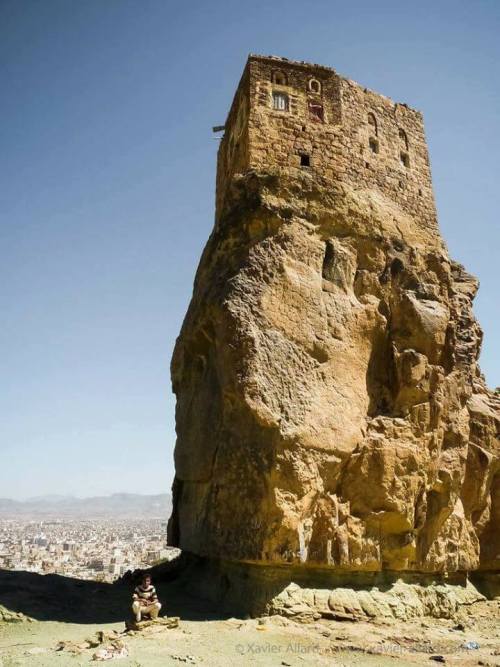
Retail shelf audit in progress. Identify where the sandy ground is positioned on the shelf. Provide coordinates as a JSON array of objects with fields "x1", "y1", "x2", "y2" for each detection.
[
  {"x1": 0, "y1": 570, "x2": 499, "y2": 666},
  {"x1": 1, "y1": 600, "x2": 500, "y2": 666}
]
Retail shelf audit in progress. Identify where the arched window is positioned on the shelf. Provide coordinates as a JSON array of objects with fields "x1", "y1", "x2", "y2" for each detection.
[
  {"x1": 272, "y1": 70, "x2": 287, "y2": 86},
  {"x1": 272, "y1": 91, "x2": 289, "y2": 111},
  {"x1": 308, "y1": 78, "x2": 321, "y2": 94},
  {"x1": 367, "y1": 112, "x2": 378, "y2": 136},
  {"x1": 398, "y1": 128, "x2": 409, "y2": 150}
]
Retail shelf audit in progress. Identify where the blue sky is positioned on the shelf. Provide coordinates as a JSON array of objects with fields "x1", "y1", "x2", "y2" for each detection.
[{"x1": 1, "y1": 0, "x2": 498, "y2": 500}]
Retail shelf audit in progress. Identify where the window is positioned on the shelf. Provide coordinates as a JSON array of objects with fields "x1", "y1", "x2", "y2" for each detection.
[
  {"x1": 398, "y1": 128, "x2": 409, "y2": 150},
  {"x1": 272, "y1": 91, "x2": 289, "y2": 111},
  {"x1": 272, "y1": 70, "x2": 287, "y2": 86},
  {"x1": 369, "y1": 137, "x2": 379, "y2": 154},
  {"x1": 300, "y1": 154, "x2": 310, "y2": 167},
  {"x1": 368, "y1": 114, "x2": 379, "y2": 154},
  {"x1": 308, "y1": 78, "x2": 321, "y2": 94},
  {"x1": 308, "y1": 101, "x2": 324, "y2": 122},
  {"x1": 398, "y1": 129, "x2": 409, "y2": 167},
  {"x1": 367, "y1": 112, "x2": 378, "y2": 136}
]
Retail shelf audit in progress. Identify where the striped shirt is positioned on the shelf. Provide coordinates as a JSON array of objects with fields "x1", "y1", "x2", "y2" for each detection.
[{"x1": 133, "y1": 584, "x2": 158, "y2": 604}]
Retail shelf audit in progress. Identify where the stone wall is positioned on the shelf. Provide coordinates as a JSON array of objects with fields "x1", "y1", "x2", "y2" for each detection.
[{"x1": 217, "y1": 55, "x2": 437, "y2": 234}]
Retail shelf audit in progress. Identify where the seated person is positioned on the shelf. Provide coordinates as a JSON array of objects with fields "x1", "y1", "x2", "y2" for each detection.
[{"x1": 132, "y1": 573, "x2": 162, "y2": 622}]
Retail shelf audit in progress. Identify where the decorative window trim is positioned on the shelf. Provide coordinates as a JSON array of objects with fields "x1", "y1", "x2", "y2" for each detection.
[
  {"x1": 272, "y1": 91, "x2": 289, "y2": 111},
  {"x1": 308, "y1": 78, "x2": 321, "y2": 94}
]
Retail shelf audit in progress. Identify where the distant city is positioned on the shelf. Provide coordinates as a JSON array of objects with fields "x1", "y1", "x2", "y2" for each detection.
[{"x1": 0, "y1": 494, "x2": 179, "y2": 583}]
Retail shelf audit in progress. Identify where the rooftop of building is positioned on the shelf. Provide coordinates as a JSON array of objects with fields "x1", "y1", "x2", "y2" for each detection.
[{"x1": 247, "y1": 54, "x2": 420, "y2": 114}]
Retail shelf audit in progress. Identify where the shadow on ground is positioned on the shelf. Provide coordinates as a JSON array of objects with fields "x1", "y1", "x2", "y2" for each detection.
[{"x1": 0, "y1": 563, "x2": 230, "y2": 624}]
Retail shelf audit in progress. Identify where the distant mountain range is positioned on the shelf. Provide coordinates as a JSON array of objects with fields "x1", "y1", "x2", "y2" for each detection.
[{"x1": 0, "y1": 493, "x2": 171, "y2": 519}]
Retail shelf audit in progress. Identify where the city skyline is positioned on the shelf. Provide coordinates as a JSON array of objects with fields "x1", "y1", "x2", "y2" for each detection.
[
  {"x1": 1, "y1": 0, "x2": 499, "y2": 500},
  {"x1": 0, "y1": 518, "x2": 179, "y2": 582}
]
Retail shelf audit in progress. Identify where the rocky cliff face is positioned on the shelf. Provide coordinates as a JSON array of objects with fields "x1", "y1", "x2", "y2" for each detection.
[{"x1": 168, "y1": 169, "x2": 499, "y2": 575}]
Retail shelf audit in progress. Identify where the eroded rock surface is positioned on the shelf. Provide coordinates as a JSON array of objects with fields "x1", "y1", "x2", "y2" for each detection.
[
  {"x1": 269, "y1": 580, "x2": 485, "y2": 622},
  {"x1": 168, "y1": 56, "x2": 499, "y2": 578}
]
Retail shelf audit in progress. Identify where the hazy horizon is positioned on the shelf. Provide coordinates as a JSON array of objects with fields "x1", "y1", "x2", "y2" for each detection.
[
  {"x1": 2, "y1": 0, "x2": 499, "y2": 500},
  {"x1": 0, "y1": 492, "x2": 170, "y2": 502}
]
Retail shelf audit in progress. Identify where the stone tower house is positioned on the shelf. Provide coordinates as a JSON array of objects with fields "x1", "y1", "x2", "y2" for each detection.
[
  {"x1": 216, "y1": 55, "x2": 436, "y2": 232},
  {"x1": 169, "y1": 55, "x2": 499, "y2": 605}
]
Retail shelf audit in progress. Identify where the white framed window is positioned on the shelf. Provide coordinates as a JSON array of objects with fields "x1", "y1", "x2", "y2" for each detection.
[
  {"x1": 272, "y1": 91, "x2": 289, "y2": 111},
  {"x1": 308, "y1": 78, "x2": 321, "y2": 94}
]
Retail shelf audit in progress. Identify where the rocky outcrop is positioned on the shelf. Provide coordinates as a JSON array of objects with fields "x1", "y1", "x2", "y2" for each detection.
[
  {"x1": 168, "y1": 168, "x2": 499, "y2": 578},
  {"x1": 269, "y1": 580, "x2": 485, "y2": 622},
  {"x1": 0, "y1": 604, "x2": 33, "y2": 623}
]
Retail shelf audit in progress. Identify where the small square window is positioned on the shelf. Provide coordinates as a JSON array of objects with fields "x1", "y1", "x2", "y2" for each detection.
[
  {"x1": 369, "y1": 137, "x2": 379, "y2": 154},
  {"x1": 400, "y1": 151, "x2": 410, "y2": 168},
  {"x1": 300, "y1": 154, "x2": 310, "y2": 167},
  {"x1": 272, "y1": 70, "x2": 288, "y2": 86},
  {"x1": 272, "y1": 91, "x2": 289, "y2": 111}
]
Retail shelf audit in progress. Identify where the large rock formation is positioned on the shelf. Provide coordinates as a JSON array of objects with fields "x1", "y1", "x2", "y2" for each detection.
[{"x1": 168, "y1": 56, "x2": 499, "y2": 582}]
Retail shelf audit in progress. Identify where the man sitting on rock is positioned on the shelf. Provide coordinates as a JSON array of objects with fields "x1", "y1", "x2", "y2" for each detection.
[{"x1": 132, "y1": 574, "x2": 162, "y2": 623}]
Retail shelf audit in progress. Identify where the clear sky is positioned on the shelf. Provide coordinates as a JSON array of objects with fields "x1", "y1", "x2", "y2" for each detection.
[{"x1": 1, "y1": 0, "x2": 498, "y2": 500}]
